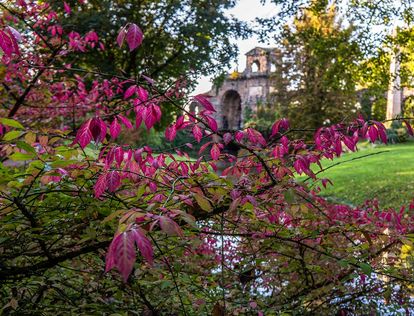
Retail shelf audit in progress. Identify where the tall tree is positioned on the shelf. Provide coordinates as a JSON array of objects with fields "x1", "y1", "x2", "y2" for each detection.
[
  {"x1": 51, "y1": 0, "x2": 249, "y2": 84},
  {"x1": 274, "y1": 4, "x2": 361, "y2": 130}
]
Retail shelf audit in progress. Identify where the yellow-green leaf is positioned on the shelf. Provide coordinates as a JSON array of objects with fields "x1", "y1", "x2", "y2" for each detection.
[
  {"x1": 194, "y1": 193, "x2": 212, "y2": 212},
  {"x1": 3, "y1": 131, "x2": 22, "y2": 141},
  {"x1": 0, "y1": 118, "x2": 24, "y2": 129},
  {"x1": 10, "y1": 152, "x2": 35, "y2": 161},
  {"x1": 16, "y1": 141, "x2": 36, "y2": 154}
]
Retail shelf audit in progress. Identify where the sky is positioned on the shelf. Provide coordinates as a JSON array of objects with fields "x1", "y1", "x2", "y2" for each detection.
[{"x1": 193, "y1": 0, "x2": 279, "y2": 95}]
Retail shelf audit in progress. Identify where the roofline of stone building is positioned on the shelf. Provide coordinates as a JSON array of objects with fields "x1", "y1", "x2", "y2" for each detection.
[{"x1": 245, "y1": 47, "x2": 279, "y2": 55}]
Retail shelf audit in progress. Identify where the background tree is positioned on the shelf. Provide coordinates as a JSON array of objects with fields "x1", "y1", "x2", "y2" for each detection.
[{"x1": 272, "y1": 4, "x2": 361, "y2": 130}]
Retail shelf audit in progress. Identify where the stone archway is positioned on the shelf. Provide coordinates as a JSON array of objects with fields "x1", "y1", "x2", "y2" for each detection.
[{"x1": 221, "y1": 90, "x2": 242, "y2": 130}]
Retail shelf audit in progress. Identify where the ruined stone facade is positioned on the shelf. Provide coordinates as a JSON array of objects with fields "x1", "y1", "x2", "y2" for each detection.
[
  {"x1": 202, "y1": 47, "x2": 281, "y2": 130},
  {"x1": 198, "y1": 45, "x2": 414, "y2": 130}
]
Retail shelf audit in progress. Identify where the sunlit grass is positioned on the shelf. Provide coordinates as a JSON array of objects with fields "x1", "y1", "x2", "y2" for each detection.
[{"x1": 302, "y1": 141, "x2": 414, "y2": 209}]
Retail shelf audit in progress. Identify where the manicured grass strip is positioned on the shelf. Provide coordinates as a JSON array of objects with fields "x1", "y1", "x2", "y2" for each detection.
[{"x1": 302, "y1": 142, "x2": 414, "y2": 209}]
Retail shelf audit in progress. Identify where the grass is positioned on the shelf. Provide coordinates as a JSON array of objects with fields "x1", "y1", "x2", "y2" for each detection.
[{"x1": 301, "y1": 141, "x2": 414, "y2": 209}]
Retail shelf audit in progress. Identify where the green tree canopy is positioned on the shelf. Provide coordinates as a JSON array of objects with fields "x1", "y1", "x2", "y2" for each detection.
[{"x1": 272, "y1": 4, "x2": 361, "y2": 130}]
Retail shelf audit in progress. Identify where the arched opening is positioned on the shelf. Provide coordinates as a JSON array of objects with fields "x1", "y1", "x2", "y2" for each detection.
[
  {"x1": 221, "y1": 90, "x2": 242, "y2": 130},
  {"x1": 251, "y1": 60, "x2": 260, "y2": 72}
]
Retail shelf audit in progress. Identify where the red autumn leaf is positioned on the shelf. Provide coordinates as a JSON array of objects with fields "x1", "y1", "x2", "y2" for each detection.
[
  {"x1": 367, "y1": 125, "x2": 378, "y2": 143},
  {"x1": 235, "y1": 131, "x2": 244, "y2": 142},
  {"x1": 117, "y1": 25, "x2": 127, "y2": 48},
  {"x1": 165, "y1": 124, "x2": 177, "y2": 141},
  {"x1": 118, "y1": 115, "x2": 133, "y2": 129},
  {"x1": 198, "y1": 141, "x2": 212, "y2": 155},
  {"x1": 136, "y1": 86, "x2": 148, "y2": 102},
  {"x1": 271, "y1": 118, "x2": 289, "y2": 137},
  {"x1": 342, "y1": 136, "x2": 356, "y2": 151},
  {"x1": 114, "y1": 146, "x2": 124, "y2": 167},
  {"x1": 63, "y1": 2, "x2": 71, "y2": 14},
  {"x1": 223, "y1": 132, "x2": 232, "y2": 145},
  {"x1": 210, "y1": 143, "x2": 220, "y2": 160},
  {"x1": 404, "y1": 120, "x2": 413, "y2": 136},
  {"x1": 0, "y1": 30, "x2": 15, "y2": 57},
  {"x1": 126, "y1": 23, "x2": 144, "y2": 51},
  {"x1": 107, "y1": 170, "x2": 121, "y2": 192},
  {"x1": 192, "y1": 124, "x2": 203, "y2": 142},
  {"x1": 377, "y1": 125, "x2": 387, "y2": 144},
  {"x1": 94, "y1": 172, "x2": 107, "y2": 198},
  {"x1": 193, "y1": 94, "x2": 216, "y2": 112},
  {"x1": 74, "y1": 119, "x2": 92, "y2": 148},
  {"x1": 5, "y1": 26, "x2": 21, "y2": 42},
  {"x1": 105, "y1": 231, "x2": 136, "y2": 282},
  {"x1": 205, "y1": 116, "x2": 218, "y2": 132},
  {"x1": 110, "y1": 118, "x2": 121, "y2": 139},
  {"x1": 131, "y1": 227, "x2": 154, "y2": 265},
  {"x1": 124, "y1": 85, "x2": 137, "y2": 99},
  {"x1": 89, "y1": 117, "x2": 107, "y2": 144}
]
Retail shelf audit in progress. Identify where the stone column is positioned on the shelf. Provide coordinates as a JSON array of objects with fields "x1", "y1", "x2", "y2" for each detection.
[{"x1": 386, "y1": 32, "x2": 402, "y2": 121}]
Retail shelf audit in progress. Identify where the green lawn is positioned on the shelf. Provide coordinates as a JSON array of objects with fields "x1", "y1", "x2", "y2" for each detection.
[{"x1": 301, "y1": 141, "x2": 414, "y2": 208}]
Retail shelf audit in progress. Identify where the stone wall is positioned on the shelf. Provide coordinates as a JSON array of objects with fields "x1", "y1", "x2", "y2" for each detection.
[{"x1": 203, "y1": 47, "x2": 280, "y2": 130}]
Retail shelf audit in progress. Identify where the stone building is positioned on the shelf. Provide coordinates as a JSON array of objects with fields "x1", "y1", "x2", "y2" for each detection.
[
  {"x1": 199, "y1": 47, "x2": 281, "y2": 130},
  {"x1": 196, "y1": 43, "x2": 414, "y2": 130},
  {"x1": 386, "y1": 47, "x2": 414, "y2": 121}
]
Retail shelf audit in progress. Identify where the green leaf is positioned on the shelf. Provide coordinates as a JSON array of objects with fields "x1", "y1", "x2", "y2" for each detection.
[
  {"x1": 49, "y1": 160, "x2": 78, "y2": 167},
  {"x1": 338, "y1": 259, "x2": 349, "y2": 268},
  {"x1": 0, "y1": 118, "x2": 24, "y2": 129},
  {"x1": 10, "y1": 152, "x2": 35, "y2": 161},
  {"x1": 194, "y1": 193, "x2": 212, "y2": 212},
  {"x1": 284, "y1": 189, "x2": 295, "y2": 204},
  {"x1": 359, "y1": 262, "x2": 373, "y2": 275},
  {"x1": 2, "y1": 130, "x2": 22, "y2": 141},
  {"x1": 16, "y1": 141, "x2": 36, "y2": 154}
]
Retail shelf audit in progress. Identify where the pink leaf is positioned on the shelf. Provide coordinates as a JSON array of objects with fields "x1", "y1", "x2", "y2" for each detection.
[
  {"x1": 63, "y1": 2, "x2": 71, "y2": 14},
  {"x1": 75, "y1": 119, "x2": 92, "y2": 148},
  {"x1": 142, "y1": 107, "x2": 155, "y2": 130},
  {"x1": 124, "y1": 85, "x2": 137, "y2": 99},
  {"x1": 367, "y1": 125, "x2": 378, "y2": 143},
  {"x1": 137, "y1": 86, "x2": 148, "y2": 102},
  {"x1": 5, "y1": 26, "x2": 21, "y2": 42},
  {"x1": 205, "y1": 116, "x2": 218, "y2": 132},
  {"x1": 377, "y1": 125, "x2": 387, "y2": 144},
  {"x1": 107, "y1": 171, "x2": 121, "y2": 192},
  {"x1": 321, "y1": 178, "x2": 333, "y2": 188},
  {"x1": 159, "y1": 216, "x2": 183, "y2": 237},
  {"x1": 192, "y1": 125, "x2": 203, "y2": 142},
  {"x1": 108, "y1": 232, "x2": 136, "y2": 282},
  {"x1": 404, "y1": 120, "x2": 413, "y2": 136},
  {"x1": 114, "y1": 146, "x2": 124, "y2": 167},
  {"x1": 118, "y1": 115, "x2": 133, "y2": 129},
  {"x1": 342, "y1": 136, "x2": 356, "y2": 151},
  {"x1": 235, "y1": 131, "x2": 244, "y2": 142},
  {"x1": 105, "y1": 237, "x2": 116, "y2": 273},
  {"x1": 210, "y1": 143, "x2": 220, "y2": 160},
  {"x1": 223, "y1": 132, "x2": 232, "y2": 145},
  {"x1": 193, "y1": 94, "x2": 216, "y2": 112},
  {"x1": 126, "y1": 23, "x2": 143, "y2": 51},
  {"x1": 131, "y1": 227, "x2": 154, "y2": 265},
  {"x1": 0, "y1": 30, "x2": 14, "y2": 57},
  {"x1": 117, "y1": 26, "x2": 127, "y2": 48},
  {"x1": 271, "y1": 118, "x2": 289, "y2": 137},
  {"x1": 199, "y1": 141, "x2": 212, "y2": 155},
  {"x1": 165, "y1": 124, "x2": 177, "y2": 141},
  {"x1": 90, "y1": 117, "x2": 107, "y2": 144},
  {"x1": 110, "y1": 118, "x2": 121, "y2": 139},
  {"x1": 94, "y1": 172, "x2": 107, "y2": 198}
]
